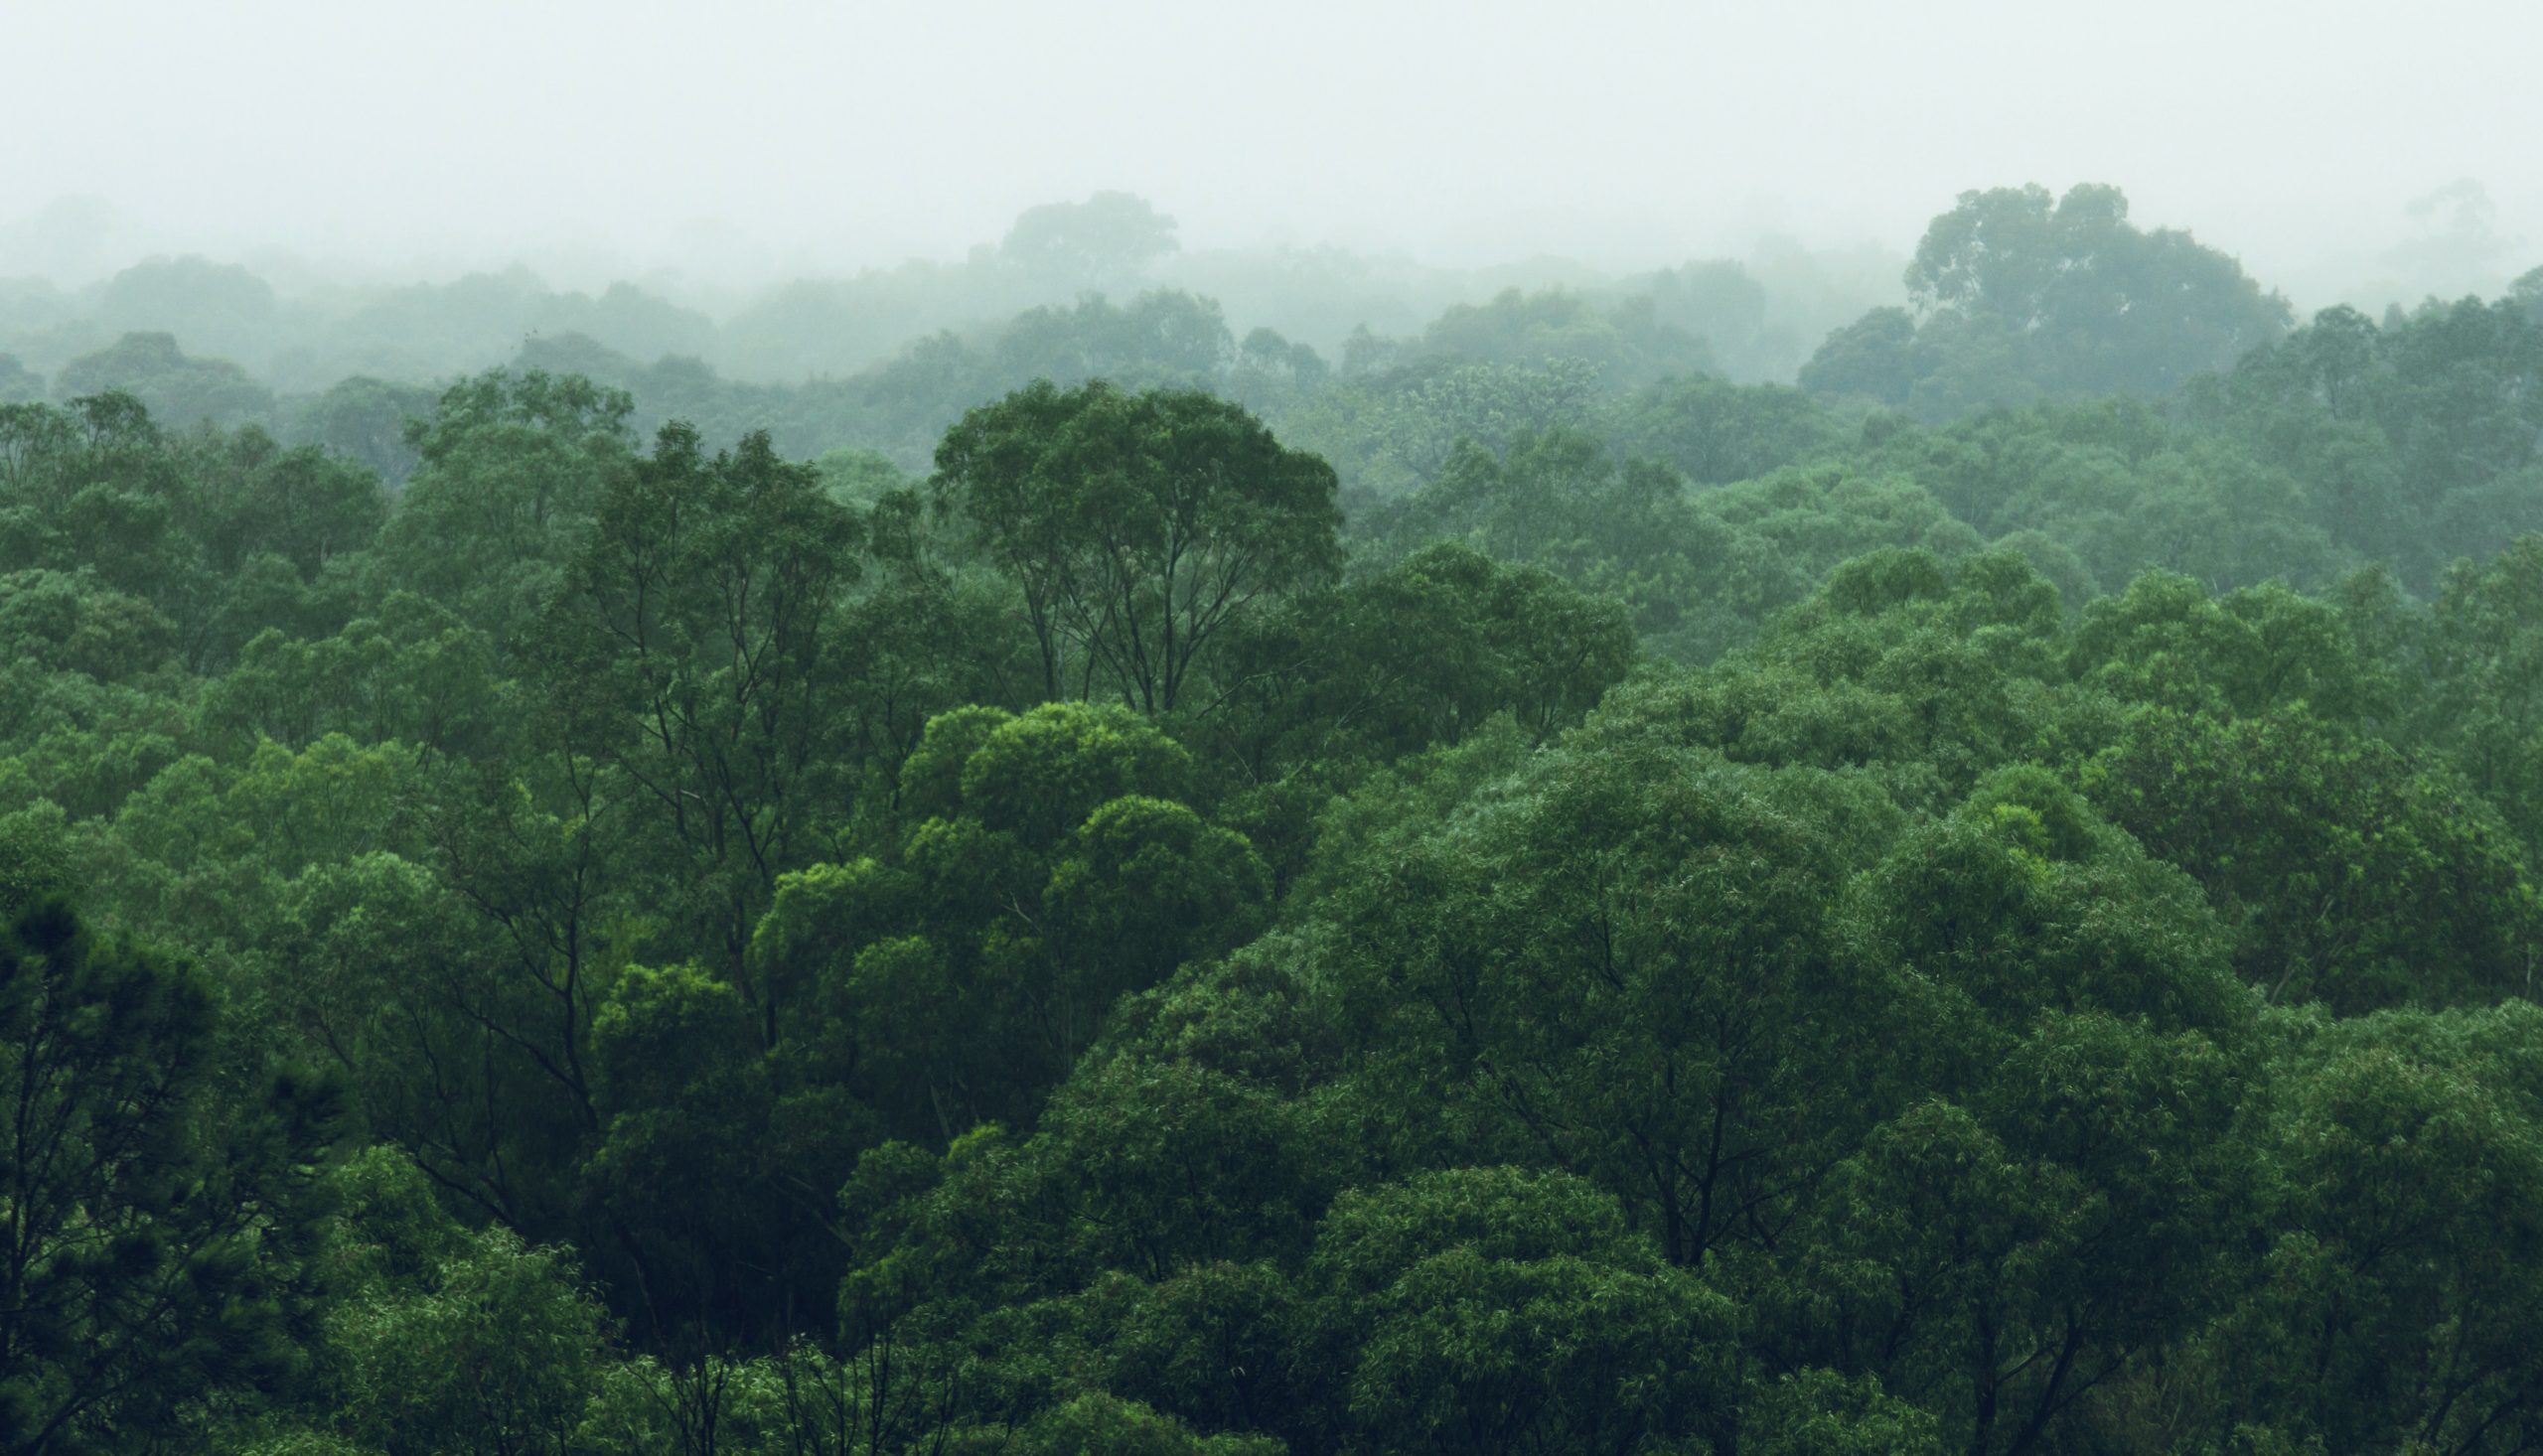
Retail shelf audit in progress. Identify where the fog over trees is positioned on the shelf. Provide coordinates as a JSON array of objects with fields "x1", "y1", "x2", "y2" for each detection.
[{"x1": 7, "y1": 2, "x2": 2543, "y2": 1452}]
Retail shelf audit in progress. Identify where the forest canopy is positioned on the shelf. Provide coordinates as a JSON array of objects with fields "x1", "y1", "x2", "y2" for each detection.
[{"x1": 5, "y1": 179, "x2": 2543, "y2": 1454}]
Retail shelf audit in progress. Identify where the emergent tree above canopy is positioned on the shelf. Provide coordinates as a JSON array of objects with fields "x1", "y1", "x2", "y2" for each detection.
[{"x1": 931, "y1": 378, "x2": 1342, "y2": 713}]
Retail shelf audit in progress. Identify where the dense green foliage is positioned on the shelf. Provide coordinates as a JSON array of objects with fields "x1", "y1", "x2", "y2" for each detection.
[{"x1": 6, "y1": 185, "x2": 2543, "y2": 1452}]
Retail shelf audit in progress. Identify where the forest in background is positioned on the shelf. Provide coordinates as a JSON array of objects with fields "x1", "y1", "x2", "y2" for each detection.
[{"x1": 6, "y1": 181, "x2": 2543, "y2": 1453}]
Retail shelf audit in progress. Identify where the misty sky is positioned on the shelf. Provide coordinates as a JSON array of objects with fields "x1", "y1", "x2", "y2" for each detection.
[{"x1": 7, "y1": 0, "x2": 2539, "y2": 297}]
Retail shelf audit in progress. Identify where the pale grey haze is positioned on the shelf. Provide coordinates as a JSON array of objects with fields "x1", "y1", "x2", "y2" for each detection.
[{"x1": 4, "y1": 0, "x2": 2538, "y2": 308}]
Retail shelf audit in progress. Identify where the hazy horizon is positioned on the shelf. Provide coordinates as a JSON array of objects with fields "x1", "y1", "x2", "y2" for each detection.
[{"x1": 7, "y1": 0, "x2": 2539, "y2": 315}]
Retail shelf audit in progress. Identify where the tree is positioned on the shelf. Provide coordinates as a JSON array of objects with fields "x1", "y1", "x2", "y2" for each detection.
[
  {"x1": 933, "y1": 380, "x2": 1341, "y2": 712},
  {"x1": 1807, "y1": 184, "x2": 2291, "y2": 414},
  {"x1": 0, "y1": 899, "x2": 339, "y2": 1452},
  {"x1": 0, "y1": 392, "x2": 207, "y2": 639},
  {"x1": 1374, "y1": 429, "x2": 1732, "y2": 648},
  {"x1": 1638, "y1": 257, "x2": 1796, "y2": 380},
  {"x1": 176, "y1": 427, "x2": 384, "y2": 582},
  {"x1": 2203, "y1": 1004, "x2": 2543, "y2": 1453},
  {"x1": 1416, "y1": 286, "x2": 1714, "y2": 389},
  {"x1": 756, "y1": 702, "x2": 1269, "y2": 1142},
  {"x1": 1798, "y1": 306, "x2": 1921, "y2": 406},
  {"x1": 0, "y1": 358, "x2": 42, "y2": 406},
  {"x1": 1284, "y1": 356, "x2": 1602, "y2": 497},
  {"x1": 1906, "y1": 184, "x2": 2290, "y2": 381},
  {"x1": 2421, "y1": 534, "x2": 2543, "y2": 855},
  {"x1": 1207, "y1": 540, "x2": 1636, "y2": 803},
  {"x1": 90, "y1": 257, "x2": 279, "y2": 367},
  {"x1": 584, "y1": 961, "x2": 866, "y2": 1357},
  {"x1": 1785, "y1": 772, "x2": 2258, "y2": 1456},
  {"x1": 1005, "y1": 1392, "x2": 1280, "y2": 1456},
  {"x1": 544, "y1": 421, "x2": 865, "y2": 1019},
  {"x1": 1310, "y1": 735, "x2": 1886, "y2": 1268},
  {"x1": 1609, "y1": 372, "x2": 1840, "y2": 487},
  {"x1": 991, "y1": 292, "x2": 1235, "y2": 391},
  {"x1": 289, "y1": 1149, "x2": 609, "y2": 1456},
  {"x1": 283, "y1": 375, "x2": 437, "y2": 486},
  {"x1": 1298, "y1": 1166, "x2": 1736, "y2": 1454},
  {"x1": 374, "y1": 368, "x2": 635, "y2": 640},
  {"x1": 2081, "y1": 705, "x2": 2542, "y2": 1012},
  {"x1": 999, "y1": 193, "x2": 1180, "y2": 288},
  {"x1": 1225, "y1": 327, "x2": 1328, "y2": 415},
  {"x1": 53, "y1": 332, "x2": 274, "y2": 431}
]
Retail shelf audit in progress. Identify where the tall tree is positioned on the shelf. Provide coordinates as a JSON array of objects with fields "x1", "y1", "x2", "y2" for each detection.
[
  {"x1": 1808, "y1": 183, "x2": 2291, "y2": 413},
  {"x1": 544, "y1": 422, "x2": 866, "y2": 1023},
  {"x1": 933, "y1": 380, "x2": 1340, "y2": 713}
]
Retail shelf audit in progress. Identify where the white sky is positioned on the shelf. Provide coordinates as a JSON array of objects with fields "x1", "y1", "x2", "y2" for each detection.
[{"x1": 5, "y1": 0, "x2": 2538, "y2": 295}]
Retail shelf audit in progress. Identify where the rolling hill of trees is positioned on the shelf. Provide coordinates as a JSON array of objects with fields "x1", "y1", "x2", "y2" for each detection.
[{"x1": 5, "y1": 184, "x2": 2543, "y2": 1453}]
